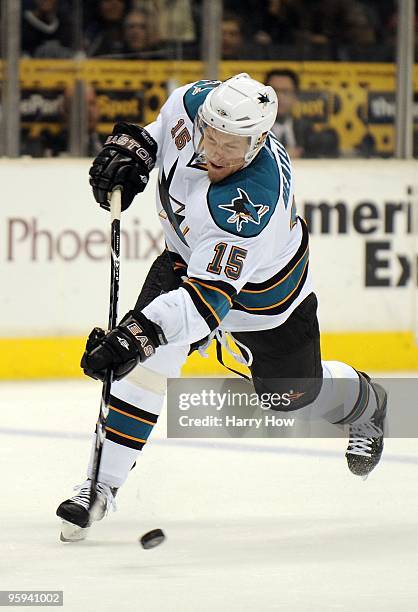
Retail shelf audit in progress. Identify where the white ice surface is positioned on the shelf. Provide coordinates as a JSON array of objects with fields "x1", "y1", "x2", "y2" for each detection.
[{"x1": 1, "y1": 379, "x2": 418, "y2": 612}]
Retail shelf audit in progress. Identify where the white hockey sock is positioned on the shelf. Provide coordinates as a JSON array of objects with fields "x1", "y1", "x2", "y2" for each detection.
[
  {"x1": 322, "y1": 361, "x2": 377, "y2": 425},
  {"x1": 87, "y1": 344, "x2": 189, "y2": 489},
  {"x1": 87, "y1": 377, "x2": 165, "y2": 488},
  {"x1": 293, "y1": 361, "x2": 377, "y2": 425},
  {"x1": 87, "y1": 434, "x2": 140, "y2": 489}
]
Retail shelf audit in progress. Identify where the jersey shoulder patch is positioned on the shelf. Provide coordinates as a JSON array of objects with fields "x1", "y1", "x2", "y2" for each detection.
[
  {"x1": 183, "y1": 80, "x2": 221, "y2": 122},
  {"x1": 207, "y1": 147, "x2": 280, "y2": 238}
]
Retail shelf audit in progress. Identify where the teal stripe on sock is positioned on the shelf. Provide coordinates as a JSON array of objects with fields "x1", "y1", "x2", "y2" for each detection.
[{"x1": 107, "y1": 408, "x2": 154, "y2": 440}]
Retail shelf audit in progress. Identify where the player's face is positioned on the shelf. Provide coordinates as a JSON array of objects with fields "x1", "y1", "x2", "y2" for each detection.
[{"x1": 203, "y1": 126, "x2": 247, "y2": 183}]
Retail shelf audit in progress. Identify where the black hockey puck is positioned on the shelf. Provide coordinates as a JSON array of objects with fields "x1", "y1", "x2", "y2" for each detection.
[{"x1": 139, "y1": 528, "x2": 166, "y2": 549}]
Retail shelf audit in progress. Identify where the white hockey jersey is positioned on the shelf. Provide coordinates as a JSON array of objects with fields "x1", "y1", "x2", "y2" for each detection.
[{"x1": 141, "y1": 80, "x2": 313, "y2": 346}]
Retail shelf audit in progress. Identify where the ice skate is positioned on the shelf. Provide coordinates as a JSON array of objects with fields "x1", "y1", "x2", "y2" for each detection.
[
  {"x1": 56, "y1": 479, "x2": 117, "y2": 542},
  {"x1": 346, "y1": 381, "x2": 387, "y2": 478}
]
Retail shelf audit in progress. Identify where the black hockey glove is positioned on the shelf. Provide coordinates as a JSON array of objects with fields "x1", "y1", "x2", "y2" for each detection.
[
  {"x1": 89, "y1": 122, "x2": 158, "y2": 212},
  {"x1": 80, "y1": 311, "x2": 167, "y2": 382}
]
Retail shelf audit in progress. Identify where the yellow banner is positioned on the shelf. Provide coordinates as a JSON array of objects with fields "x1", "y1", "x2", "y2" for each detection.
[
  {"x1": 0, "y1": 331, "x2": 417, "y2": 379},
  {"x1": 4, "y1": 59, "x2": 418, "y2": 154}
]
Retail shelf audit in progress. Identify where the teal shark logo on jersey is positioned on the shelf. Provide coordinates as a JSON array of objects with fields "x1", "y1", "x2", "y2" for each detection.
[{"x1": 219, "y1": 188, "x2": 270, "y2": 232}]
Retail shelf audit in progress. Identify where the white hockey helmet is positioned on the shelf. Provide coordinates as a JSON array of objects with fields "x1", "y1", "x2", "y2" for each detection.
[{"x1": 194, "y1": 73, "x2": 278, "y2": 165}]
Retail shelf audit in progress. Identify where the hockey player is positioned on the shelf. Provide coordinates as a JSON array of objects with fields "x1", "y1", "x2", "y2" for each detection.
[{"x1": 56, "y1": 74, "x2": 387, "y2": 541}]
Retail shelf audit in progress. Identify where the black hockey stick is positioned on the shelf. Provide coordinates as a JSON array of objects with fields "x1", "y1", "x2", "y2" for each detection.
[{"x1": 89, "y1": 187, "x2": 122, "y2": 519}]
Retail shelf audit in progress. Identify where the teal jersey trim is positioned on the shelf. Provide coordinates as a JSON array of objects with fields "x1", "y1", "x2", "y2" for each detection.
[
  {"x1": 183, "y1": 80, "x2": 221, "y2": 122},
  {"x1": 207, "y1": 146, "x2": 280, "y2": 238},
  {"x1": 182, "y1": 277, "x2": 235, "y2": 331},
  {"x1": 234, "y1": 248, "x2": 308, "y2": 311},
  {"x1": 232, "y1": 217, "x2": 309, "y2": 315},
  {"x1": 267, "y1": 134, "x2": 292, "y2": 209}
]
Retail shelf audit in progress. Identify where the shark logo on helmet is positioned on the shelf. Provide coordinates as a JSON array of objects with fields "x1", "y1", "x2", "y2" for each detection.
[{"x1": 257, "y1": 92, "x2": 271, "y2": 107}]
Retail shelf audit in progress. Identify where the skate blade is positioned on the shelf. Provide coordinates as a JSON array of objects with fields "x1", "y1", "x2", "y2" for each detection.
[{"x1": 60, "y1": 520, "x2": 90, "y2": 542}]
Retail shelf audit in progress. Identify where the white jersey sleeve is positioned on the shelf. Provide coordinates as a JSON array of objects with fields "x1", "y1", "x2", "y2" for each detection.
[{"x1": 144, "y1": 83, "x2": 193, "y2": 169}]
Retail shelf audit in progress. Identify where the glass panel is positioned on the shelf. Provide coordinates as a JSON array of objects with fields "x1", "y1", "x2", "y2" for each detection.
[
  {"x1": 20, "y1": 0, "x2": 74, "y2": 156},
  {"x1": 17, "y1": 0, "x2": 417, "y2": 159},
  {"x1": 221, "y1": 0, "x2": 397, "y2": 62},
  {"x1": 220, "y1": 0, "x2": 413, "y2": 159},
  {"x1": 19, "y1": 0, "x2": 204, "y2": 157}
]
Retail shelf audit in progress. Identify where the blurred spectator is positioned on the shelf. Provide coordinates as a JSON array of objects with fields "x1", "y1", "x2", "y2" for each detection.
[
  {"x1": 21, "y1": 0, "x2": 73, "y2": 58},
  {"x1": 21, "y1": 84, "x2": 104, "y2": 157},
  {"x1": 355, "y1": 132, "x2": 378, "y2": 158},
  {"x1": 221, "y1": 13, "x2": 244, "y2": 59},
  {"x1": 121, "y1": 9, "x2": 167, "y2": 58},
  {"x1": 85, "y1": 0, "x2": 131, "y2": 57},
  {"x1": 385, "y1": 7, "x2": 418, "y2": 62},
  {"x1": 64, "y1": 84, "x2": 104, "y2": 156},
  {"x1": 338, "y1": 1, "x2": 390, "y2": 61},
  {"x1": 361, "y1": 0, "x2": 394, "y2": 42},
  {"x1": 221, "y1": 12, "x2": 267, "y2": 60},
  {"x1": 266, "y1": 68, "x2": 340, "y2": 158},
  {"x1": 135, "y1": 0, "x2": 195, "y2": 45},
  {"x1": 300, "y1": 0, "x2": 355, "y2": 60},
  {"x1": 347, "y1": 1, "x2": 378, "y2": 45},
  {"x1": 266, "y1": 68, "x2": 311, "y2": 158},
  {"x1": 254, "y1": 0, "x2": 304, "y2": 54},
  {"x1": 221, "y1": 0, "x2": 399, "y2": 61}
]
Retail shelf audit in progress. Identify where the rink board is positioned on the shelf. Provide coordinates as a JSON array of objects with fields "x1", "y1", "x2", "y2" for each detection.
[
  {"x1": 0, "y1": 158, "x2": 417, "y2": 377},
  {"x1": 0, "y1": 331, "x2": 417, "y2": 379}
]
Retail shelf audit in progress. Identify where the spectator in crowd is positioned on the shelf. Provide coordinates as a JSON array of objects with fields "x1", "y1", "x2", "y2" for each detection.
[
  {"x1": 221, "y1": 13, "x2": 243, "y2": 59},
  {"x1": 299, "y1": 0, "x2": 389, "y2": 61},
  {"x1": 266, "y1": 68, "x2": 311, "y2": 158},
  {"x1": 121, "y1": 9, "x2": 166, "y2": 58},
  {"x1": 135, "y1": 0, "x2": 195, "y2": 45},
  {"x1": 21, "y1": 84, "x2": 104, "y2": 157},
  {"x1": 338, "y1": 1, "x2": 390, "y2": 61},
  {"x1": 65, "y1": 84, "x2": 104, "y2": 156},
  {"x1": 21, "y1": 0, "x2": 73, "y2": 58},
  {"x1": 223, "y1": 0, "x2": 403, "y2": 61},
  {"x1": 300, "y1": 0, "x2": 356, "y2": 60},
  {"x1": 221, "y1": 12, "x2": 267, "y2": 60},
  {"x1": 84, "y1": 0, "x2": 131, "y2": 57},
  {"x1": 254, "y1": 0, "x2": 305, "y2": 59},
  {"x1": 266, "y1": 68, "x2": 339, "y2": 158},
  {"x1": 360, "y1": 0, "x2": 394, "y2": 44},
  {"x1": 384, "y1": 7, "x2": 418, "y2": 62}
]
